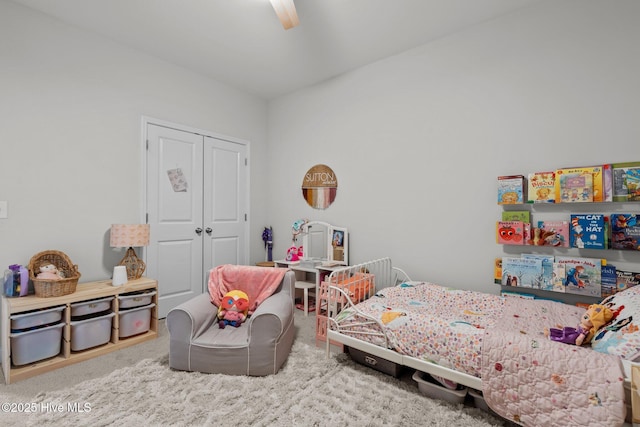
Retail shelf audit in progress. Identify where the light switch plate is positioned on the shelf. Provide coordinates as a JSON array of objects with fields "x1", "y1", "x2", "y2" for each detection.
[{"x1": 0, "y1": 201, "x2": 7, "y2": 218}]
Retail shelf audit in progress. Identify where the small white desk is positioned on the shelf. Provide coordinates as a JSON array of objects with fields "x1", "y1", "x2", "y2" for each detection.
[{"x1": 274, "y1": 260, "x2": 346, "y2": 316}]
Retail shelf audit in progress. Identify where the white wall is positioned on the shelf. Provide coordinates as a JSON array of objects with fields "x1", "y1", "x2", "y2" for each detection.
[
  {"x1": 267, "y1": 0, "x2": 640, "y2": 294},
  {"x1": 0, "y1": 1, "x2": 268, "y2": 280}
]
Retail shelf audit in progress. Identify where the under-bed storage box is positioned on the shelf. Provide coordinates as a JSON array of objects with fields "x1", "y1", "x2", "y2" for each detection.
[
  {"x1": 346, "y1": 346, "x2": 403, "y2": 378},
  {"x1": 412, "y1": 370, "x2": 468, "y2": 404}
]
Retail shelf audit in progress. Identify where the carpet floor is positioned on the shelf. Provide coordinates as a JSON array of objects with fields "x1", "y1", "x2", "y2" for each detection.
[{"x1": 0, "y1": 339, "x2": 506, "y2": 426}]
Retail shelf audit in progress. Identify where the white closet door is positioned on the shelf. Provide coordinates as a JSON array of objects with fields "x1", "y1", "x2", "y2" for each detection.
[
  {"x1": 146, "y1": 124, "x2": 204, "y2": 318},
  {"x1": 203, "y1": 136, "x2": 248, "y2": 272}
]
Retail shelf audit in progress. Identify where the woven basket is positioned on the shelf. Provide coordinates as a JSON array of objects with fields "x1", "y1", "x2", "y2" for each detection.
[{"x1": 28, "y1": 250, "x2": 81, "y2": 297}]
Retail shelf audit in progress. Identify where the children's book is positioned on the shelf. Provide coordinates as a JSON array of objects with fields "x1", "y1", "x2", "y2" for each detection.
[
  {"x1": 527, "y1": 171, "x2": 555, "y2": 203},
  {"x1": 494, "y1": 258, "x2": 502, "y2": 285},
  {"x1": 500, "y1": 291, "x2": 536, "y2": 299},
  {"x1": 600, "y1": 265, "x2": 617, "y2": 298},
  {"x1": 534, "y1": 220, "x2": 569, "y2": 247},
  {"x1": 554, "y1": 256, "x2": 602, "y2": 297},
  {"x1": 521, "y1": 254, "x2": 554, "y2": 291},
  {"x1": 552, "y1": 263, "x2": 566, "y2": 293},
  {"x1": 610, "y1": 214, "x2": 640, "y2": 251},
  {"x1": 496, "y1": 221, "x2": 525, "y2": 245},
  {"x1": 614, "y1": 269, "x2": 640, "y2": 295},
  {"x1": 554, "y1": 168, "x2": 595, "y2": 203},
  {"x1": 603, "y1": 164, "x2": 613, "y2": 202},
  {"x1": 501, "y1": 257, "x2": 543, "y2": 288},
  {"x1": 569, "y1": 214, "x2": 607, "y2": 249},
  {"x1": 497, "y1": 175, "x2": 526, "y2": 205},
  {"x1": 612, "y1": 161, "x2": 640, "y2": 202},
  {"x1": 501, "y1": 210, "x2": 530, "y2": 223}
]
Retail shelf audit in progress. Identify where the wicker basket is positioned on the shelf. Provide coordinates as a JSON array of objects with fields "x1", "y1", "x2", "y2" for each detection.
[{"x1": 28, "y1": 250, "x2": 81, "y2": 297}]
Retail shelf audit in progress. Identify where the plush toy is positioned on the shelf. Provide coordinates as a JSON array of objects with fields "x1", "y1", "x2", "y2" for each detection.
[
  {"x1": 217, "y1": 290, "x2": 250, "y2": 329},
  {"x1": 286, "y1": 245, "x2": 303, "y2": 262},
  {"x1": 547, "y1": 304, "x2": 613, "y2": 346},
  {"x1": 36, "y1": 264, "x2": 65, "y2": 281}
]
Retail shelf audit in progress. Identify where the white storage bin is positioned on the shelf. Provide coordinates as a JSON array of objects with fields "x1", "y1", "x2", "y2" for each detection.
[
  {"x1": 412, "y1": 371, "x2": 467, "y2": 404},
  {"x1": 10, "y1": 306, "x2": 65, "y2": 331},
  {"x1": 118, "y1": 290, "x2": 156, "y2": 309},
  {"x1": 70, "y1": 312, "x2": 115, "y2": 351},
  {"x1": 468, "y1": 388, "x2": 490, "y2": 412},
  {"x1": 119, "y1": 303, "x2": 155, "y2": 338},
  {"x1": 10, "y1": 322, "x2": 64, "y2": 366},
  {"x1": 71, "y1": 296, "x2": 114, "y2": 318}
]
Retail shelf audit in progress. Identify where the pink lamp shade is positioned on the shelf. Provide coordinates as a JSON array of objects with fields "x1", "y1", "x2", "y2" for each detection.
[
  {"x1": 110, "y1": 224, "x2": 150, "y2": 280},
  {"x1": 110, "y1": 224, "x2": 150, "y2": 248}
]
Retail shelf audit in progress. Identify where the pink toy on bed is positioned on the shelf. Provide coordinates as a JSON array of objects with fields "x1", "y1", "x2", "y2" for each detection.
[{"x1": 208, "y1": 264, "x2": 286, "y2": 315}]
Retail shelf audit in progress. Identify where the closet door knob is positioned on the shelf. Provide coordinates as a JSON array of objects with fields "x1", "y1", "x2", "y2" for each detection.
[
  {"x1": 195, "y1": 227, "x2": 203, "y2": 235},
  {"x1": 205, "y1": 227, "x2": 212, "y2": 235}
]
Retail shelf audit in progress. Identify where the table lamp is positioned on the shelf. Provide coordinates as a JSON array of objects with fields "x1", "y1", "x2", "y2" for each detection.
[{"x1": 110, "y1": 224, "x2": 150, "y2": 280}]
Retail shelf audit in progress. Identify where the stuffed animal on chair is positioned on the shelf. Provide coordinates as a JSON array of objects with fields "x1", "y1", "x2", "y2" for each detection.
[
  {"x1": 547, "y1": 304, "x2": 613, "y2": 346},
  {"x1": 217, "y1": 290, "x2": 250, "y2": 329}
]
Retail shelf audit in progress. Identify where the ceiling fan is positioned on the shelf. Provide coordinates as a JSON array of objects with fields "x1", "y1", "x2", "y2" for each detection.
[{"x1": 270, "y1": 0, "x2": 300, "y2": 30}]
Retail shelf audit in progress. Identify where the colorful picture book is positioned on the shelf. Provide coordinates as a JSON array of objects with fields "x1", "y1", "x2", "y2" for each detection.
[
  {"x1": 612, "y1": 161, "x2": 640, "y2": 202},
  {"x1": 520, "y1": 254, "x2": 554, "y2": 291},
  {"x1": 527, "y1": 171, "x2": 555, "y2": 203},
  {"x1": 569, "y1": 214, "x2": 607, "y2": 249},
  {"x1": 552, "y1": 263, "x2": 566, "y2": 293},
  {"x1": 496, "y1": 221, "x2": 525, "y2": 245},
  {"x1": 554, "y1": 168, "x2": 594, "y2": 203},
  {"x1": 554, "y1": 256, "x2": 602, "y2": 297},
  {"x1": 501, "y1": 210, "x2": 530, "y2": 223},
  {"x1": 610, "y1": 214, "x2": 640, "y2": 251},
  {"x1": 534, "y1": 220, "x2": 569, "y2": 247},
  {"x1": 501, "y1": 291, "x2": 536, "y2": 299},
  {"x1": 497, "y1": 175, "x2": 526, "y2": 205},
  {"x1": 494, "y1": 258, "x2": 502, "y2": 285},
  {"x1": 614, "y1": 269, "x2": 640, "y2": 294},
  {"x1": 600, "y1": 265, "x2": 617, "y2": 298},
  {"x1": 501, "y1": 257, "x2": 543, "y2": 288},
  {"x1": 602, "y1": 164, "x2": 613, "y2": 202}
]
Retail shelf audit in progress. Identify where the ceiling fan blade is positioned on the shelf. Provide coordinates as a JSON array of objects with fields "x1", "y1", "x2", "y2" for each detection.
[{"x1": 270, "y1": 0, "x2": 300, "y2": 30}]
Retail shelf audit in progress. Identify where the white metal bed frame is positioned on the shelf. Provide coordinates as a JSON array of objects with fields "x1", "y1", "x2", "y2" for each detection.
[
  {"x1": 323, "y1": 257, "x2": 483, "y2": 390},
  {"x1": 324, "y1": 257, "x2": 640, "y2": 414}
]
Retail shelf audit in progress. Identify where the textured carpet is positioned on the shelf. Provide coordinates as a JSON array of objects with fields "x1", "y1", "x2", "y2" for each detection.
[{"x1": 1, "y1": 341, "x2": 505, "y2": 426}]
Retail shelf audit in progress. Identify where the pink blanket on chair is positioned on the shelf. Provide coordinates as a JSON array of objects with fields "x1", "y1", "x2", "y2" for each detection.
[{"x1": 208, "y1": 265, "x2": 287, "y2": 315}]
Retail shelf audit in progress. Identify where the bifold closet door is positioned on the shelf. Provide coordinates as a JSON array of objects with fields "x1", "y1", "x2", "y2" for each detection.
[
  {"x1": 146, "y1": 124, "x2": 248, "y2": 318},
  {"x1": 146, "y1": 124, "x2": 204, "y2": 318}
]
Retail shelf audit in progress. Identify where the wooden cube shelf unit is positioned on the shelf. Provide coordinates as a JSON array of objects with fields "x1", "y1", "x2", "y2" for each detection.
[{"x1": 1, "y1": 277, "x2": 158, "y2": 384}]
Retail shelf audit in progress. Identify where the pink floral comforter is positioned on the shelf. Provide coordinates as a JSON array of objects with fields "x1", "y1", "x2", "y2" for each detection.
[
  {"x1": 481, "y1": 297, "x2": 626, "y2": 426},
  {"x1": 338, "y1": 281, "x2": 505, "y2": 377},
  {"x1": 338, "y1": 282, "x2": 626, "y2": 425}
]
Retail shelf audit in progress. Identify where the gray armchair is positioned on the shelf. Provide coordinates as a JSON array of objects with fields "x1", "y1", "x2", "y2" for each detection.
[{"x1": 167, "y1": 269, "x2": 295, "y2": 376}]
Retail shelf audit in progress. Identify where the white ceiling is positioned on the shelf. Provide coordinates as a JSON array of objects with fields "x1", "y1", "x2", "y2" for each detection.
[{"x1": 12, "y1": 0, "x2": 543, "y2": 100}]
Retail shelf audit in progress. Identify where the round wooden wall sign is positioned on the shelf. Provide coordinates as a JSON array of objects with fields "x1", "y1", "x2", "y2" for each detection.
[{"x1": 302, "y1": 164, "x2": 338, "y2": 209}]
